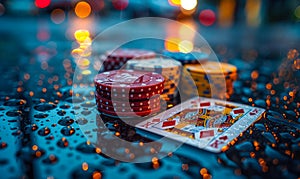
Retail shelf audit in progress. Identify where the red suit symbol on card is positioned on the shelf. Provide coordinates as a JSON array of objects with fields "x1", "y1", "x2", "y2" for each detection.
[
  {"x1": 162, "y1": 120, "x2": 176, "y2": 128},
  {"x1": 233, "y1": 108, "x2": 244, "y2": 114},
  {"x1": 250, "y1": 109, "x2": 258, "y2": 116},
  {"x1": 210, "y1": 140, "x2": 224, "y2": 149},
  {"x1": 219, "y1": 135, "x2": 228, "y2": 141},
  {"x1": 200, "y1": 102, "x2": 211, "y2": 107},
  {"x1": 200, "y1": 130, "x2": 214, "y2": 138},
  {"x1": 152, "y1": 118, "x2": 160, "y2": 123}
]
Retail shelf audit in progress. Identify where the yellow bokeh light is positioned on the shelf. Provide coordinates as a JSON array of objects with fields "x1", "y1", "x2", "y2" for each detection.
[
  {"x1": 82, "y1": 70, "x2": 91, "y2": 75},
  {"x1": 295, "y1": 6, "x2": 300, "y2": 19},
  {"x1": 179, "y1": 40, "x2": 194, "y2": 53},
  {"x1": 75, "y1": 1, "x2": 91, "y2": 18},
  {"x1": 74, "y1": 29, "x2": 90, "y2": 42},
  {"x1": 181, "y1": 0, "x2": 197, "y2": 11},
  {"x1": 168, "y1": 0, "x2": 181, "y2": 6},
  {"x1": 165, "y1": 37, "x2": 181, "y2": 52}
]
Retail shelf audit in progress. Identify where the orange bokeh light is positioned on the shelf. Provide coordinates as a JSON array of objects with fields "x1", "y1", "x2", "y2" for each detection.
[
  {"x1": 75, "y1": 1, "x2": 91, "y2": 18},
  {"x1": 168, "y1": 0, "x2": 181, "y2": 6}
]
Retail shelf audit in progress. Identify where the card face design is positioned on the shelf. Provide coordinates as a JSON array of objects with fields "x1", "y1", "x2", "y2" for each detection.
[{"x1": 136, "y1": 97, "x2": 265, "y2": 153}]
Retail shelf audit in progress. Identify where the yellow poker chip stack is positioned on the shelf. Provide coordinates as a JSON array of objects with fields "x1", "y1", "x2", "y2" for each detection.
[{"x1": 182, "y1": 61, "x2": 238, "y2": 99}]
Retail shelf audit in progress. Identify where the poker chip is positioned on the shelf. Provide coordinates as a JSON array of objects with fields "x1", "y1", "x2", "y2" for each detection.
[
  {"x1": 99, "y1": 48, "x2": 156, "y2": 72},
  {"x1": 95, "y1": 93, "x2": 161, "y2": 107},
  {"x1": 184, "y1": 61, "x2": 237, "y2": 75},
  {"x1": 162, "y1": 50, "x2": 209, "y2": 64},
  {"x1": 94, "y1": 69, "x2": 164, "y2": 116},
  {"x1": 96, "y1": 91, "x2": 162, "y2": 101},
  {"x1": 180, "y1": 61, "x2": 238, "y2": 99},
  {"x1": 97, "y1": 106, "x2": 161, "y2": 117},
  {"x1": 94, "y1": 70, "x2": 165, "y2": 93},
  {"x1": 106, "y1": 48, "x2": 156, "y2": 59},
  {"x1": 126, "y1": 57, "x2": 182, "y2": 101},
  {"x1": 97, "y1": 103, "x2": 160, "y2": 112}
]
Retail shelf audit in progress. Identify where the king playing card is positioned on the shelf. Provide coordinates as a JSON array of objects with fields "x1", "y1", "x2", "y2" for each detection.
[{"x1": 136, "y1": 97, "x2": 265, "y2": 152}]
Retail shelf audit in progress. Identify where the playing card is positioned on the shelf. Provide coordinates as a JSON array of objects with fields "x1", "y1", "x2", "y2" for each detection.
[{"x1": 136, "y1": 97, "x2": 265, "y2": 153}]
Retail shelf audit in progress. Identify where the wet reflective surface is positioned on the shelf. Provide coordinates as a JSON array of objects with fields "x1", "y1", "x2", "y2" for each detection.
[{"x1": 0, "y1": 15, "x2": 300, "y2": 178}]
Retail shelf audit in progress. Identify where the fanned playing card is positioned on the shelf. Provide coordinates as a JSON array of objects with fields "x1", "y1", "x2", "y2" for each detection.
[{"x1": 136, "y1": 97, "x2": 265, "y2": 153}]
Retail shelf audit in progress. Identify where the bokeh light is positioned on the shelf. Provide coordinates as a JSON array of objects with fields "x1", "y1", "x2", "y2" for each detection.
[
  {"x1": 179, "y1": 40, "x2": 194, "y2": 53},
  {"x1": 75, "y1": 1, "x2": 91, "y2": 18},
  {"x1": 168, "y1": 0, "x2": 181, "y2": 6},
  {"x1": 0, "y1": 3, "x2": 5, "y2": 16},
  {"x1": 112, "y1": 0, "x2": 129, "y2": 11},
  {"x1": 181, "y1": 0, "x2": 197, "y2": 11},
  {"x1": 165, "y1": 37, "x2": 181, "y2": 52},
  {"x1": 199, "y1": 9, "x2": 216, "y2": 26},
  {"x1": 74, "y1": 30, "x2": 90, "y2": 42},
  {"x1": 295, "y1": 5, "x2": 300, "y2": 19},
  {"x1": 51, "y1": 9, "x2": 65, "y2": 24},
  {"x1": 35, "y1": 0, "x2": 51, "y2": 9}
]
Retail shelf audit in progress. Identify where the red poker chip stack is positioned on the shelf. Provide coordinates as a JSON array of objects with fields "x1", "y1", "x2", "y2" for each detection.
[
  {"x1": 94, "y1": 70, "x2": 165, "y2": 117},
  {"x1": 100, "y1": 49, "x2": 156, "y2": 72}
]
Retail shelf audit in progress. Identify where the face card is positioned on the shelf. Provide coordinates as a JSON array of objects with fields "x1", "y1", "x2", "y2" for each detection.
[{"x1": 136, "y1": 97, "x2": 265, "y2": 153}]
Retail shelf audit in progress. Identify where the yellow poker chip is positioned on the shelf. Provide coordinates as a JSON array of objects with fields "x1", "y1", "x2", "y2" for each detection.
[{"x1": 184, "y1": 61, "x2": 237, "y2": 75}]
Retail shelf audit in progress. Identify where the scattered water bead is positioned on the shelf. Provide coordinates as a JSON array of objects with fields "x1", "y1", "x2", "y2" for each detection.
[
  {"x1": 61, "y1": 126, "x2": 75, "y2": 136},
  {"x1": 6, "y1": 110, "x2": 21, "y2": 117},
  {"x1": 235, "y1": 142, "x2": 254, "y2": 152},
  {"x1": 76, "y1": 142, "x2": 96, "y2": 154},
  {"x1": 57, "y1": 110, "x2": 66, "y2": 116},
  {"x1": 34, "y1": 113, "x2": 49, "y2": 119},
  {"x1": 34, "y1": 103, "x2": 57, "y2": 111},
  {"x1": 60, "y1": 104, "x2": 71, "y2": 109},
  {"x1": 58, "y1": 117, "x2": 74, "y2": 126},
  {"x1": 66, "y1": 97, "x2": 84, "y2": 103},
  {"x1": 71, "y1": 165, "x2": 103, "y2": 179},
  {"x1": 42, "y1": 154, "x2": 58, "y2": 164},
  {"x1": 76, "y1": 118, "x2": 88, "y2": 125},
  {"x1": 38, "y1": 127, "x2": 51, "y2": 136},
  {"x1": 254, "y1": 123, "x2": 266, "y2": 131},
  {"x1": 265, "y1": 145, "x2": 289, "y2": 162},
  {"x1": 57, "y1": 138, "x2": 69, "y2": 148},
  {"x1": 262, "y1": 132, "x2": 276, "y2": 143},
  {"x1": 0, "y1": 142, "x2": 8, "y2": 149},
  {"x1": 254, "y1": 99, "x2": 266, "y2": 108},
  {"x1": 3, "y1": 99, "x2": 26, "y2": 107}
]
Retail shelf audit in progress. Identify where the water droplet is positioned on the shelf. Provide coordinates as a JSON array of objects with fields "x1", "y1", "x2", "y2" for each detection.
[
  {"x1": 42, "y1": 154, "x2": 58, "y2": 164},
  {"x1": 34, "y1": 103, "x2": 57, "y2": 111},
  {"x1": 76, "y1": 142, "x2": 95, "y2": 153},
  {"x1": 0, "y1": 142, "x2": 8, "y2": 149},
  {"x1": 38, "y1": 127, "x2": 51, "y2": 136},
  {"x1": 60, "y1": 104, "x2": 71, "y2": 109},
  {"x1": 76, "y1": 118, "x2": 88, "y2": 125},
  {"x1": 57, "y1": 138, "x2": 69, "y2": 148},
  {"x1": 61, "y1": 126, "x2": 75, "y2": 136},
  {"x1": 57, "y1": 110, "x2": 66, "y2": 116},
  {"x1": 6, "y1": 110, "x2": 21, "y2": 117},
  {"x1": 34, "y1": 113, "x2": 49, "y2": 118},
  {"x1": 58, "y1": 117, "x2": 74, "y2": 126},
  {"x1": 4, "y1": 99, "x2": 26, "y2": 107}
]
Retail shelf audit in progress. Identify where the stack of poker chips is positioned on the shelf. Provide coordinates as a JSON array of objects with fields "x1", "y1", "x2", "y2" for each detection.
[
  {"x1": 125, "y1": 57, "x2": 182, "y2": 101},
  {"x1": 94, "y1": 70, "x2": 165, "y2": 117},
  {"x1": 181, "y1": 61, "x2": 238, "y2": 99},
  {"x1": 99, "y1": 49, "x2": 156, "y2": 71},
  {"x1": 162, "y1": 50, "x2": 209, "y2": 65}
]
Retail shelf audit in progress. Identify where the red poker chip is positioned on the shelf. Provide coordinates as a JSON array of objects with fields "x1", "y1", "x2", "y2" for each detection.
[
  {"x1": 97, "y1": 103, "x2": 160, "y2": 112},
  {"x1": 106, "y1": 49, "x2": 156, "y2": 59},
  {"x1": 95, "y1": 93, "x2": 161, "y2": 107},
  {"x1": 96, "y1": 91, "x2": 161, "y2": 101},
  {"x1": 97, "y1": 106, "x2": 160, "y2": 117},
  {"x1": 94, "y1": 70, "x2": 165, "y2": 93}
]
